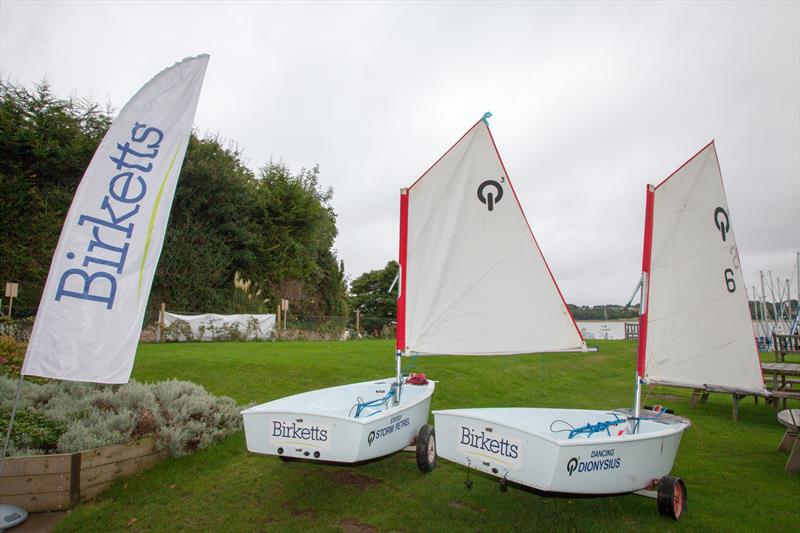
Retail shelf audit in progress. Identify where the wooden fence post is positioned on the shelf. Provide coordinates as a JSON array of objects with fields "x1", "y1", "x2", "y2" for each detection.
[
  {"x1": 69, "y1": 452, "x2": 81, "y2": 507},
  {"x1": 159, "y1": 303, "x2": 166, "y2": 343},
  {"x1": 355, "y1": 309, "x2": 360, "y2": 336}
]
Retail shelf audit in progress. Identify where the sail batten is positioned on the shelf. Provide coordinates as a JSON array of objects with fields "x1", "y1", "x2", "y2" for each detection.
[
  {"x1": 642, "y1": 142, "x2": 765, "y2": 393},
  {"x1": 398, "y1": 119, "x2": 584, "y2": 356}
]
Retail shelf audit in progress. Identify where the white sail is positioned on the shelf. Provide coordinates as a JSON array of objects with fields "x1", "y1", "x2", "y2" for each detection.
[
  {"x1": 643, "y1": 142, "x2": 766, "y2": 394},
  {"x1": 397, "y1": 118, "x2": 584, "y2": 355}
]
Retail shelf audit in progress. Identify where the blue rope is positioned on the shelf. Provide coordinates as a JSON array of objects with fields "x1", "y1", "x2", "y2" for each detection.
[
  {"x1": 482, "y1": 111, "x2": 492, "y2": 126},
  {"x1": 354, "y1": 387, "x2": 395, "y2": 418},
  {"x1": 568, "y1": 415, "x2": 625, "y2": 439}
]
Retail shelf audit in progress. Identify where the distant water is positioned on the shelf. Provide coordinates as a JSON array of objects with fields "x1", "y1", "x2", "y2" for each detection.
[
  {"x1": 576, "y1": 320, "x2": 792, "y2": 342},
  {"x1": 576, "y1": 321, "x2": 629, "y2": 340}
]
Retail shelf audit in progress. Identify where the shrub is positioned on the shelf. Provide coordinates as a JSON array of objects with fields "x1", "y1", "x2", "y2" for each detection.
[
  {"x1": 0, "y1": 376, "x2": 242, "y2": 457},
  {"x1": 0, "y1": 335, "x2": 27, "y2": 377},
  {"x1": 0, "y1": 408, "x2": 65, "y2": 455},
  {"x1": 164, "y1": 318, "x2": 194, "y2": 342},
  {"x1": 0, "y1": 317, "x2": 35, "y2": 343}
]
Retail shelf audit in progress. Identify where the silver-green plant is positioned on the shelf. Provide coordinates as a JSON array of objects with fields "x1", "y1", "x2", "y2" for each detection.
[{"x1": 0, "y1": 375, "x2": 242, "y2": 457}]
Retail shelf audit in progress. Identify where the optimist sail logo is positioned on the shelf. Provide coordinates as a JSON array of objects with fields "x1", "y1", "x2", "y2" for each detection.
[
  {"x1": 567, "y1": 457, "x2": 579, "y2": 476},
  {"x1": 457, "y1": 425, "x2": 522, "y2": 470},
  {"x1": 269, "y1": 420, "x2": 331, "y2": 450},
  {"x1": 477, "y1": 179, "x2": 504, "y2": 212}
]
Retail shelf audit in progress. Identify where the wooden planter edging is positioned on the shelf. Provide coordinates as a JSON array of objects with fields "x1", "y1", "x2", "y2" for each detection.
[{"x1": 0, "y1": 437, "x2": 162, "y2": 512}]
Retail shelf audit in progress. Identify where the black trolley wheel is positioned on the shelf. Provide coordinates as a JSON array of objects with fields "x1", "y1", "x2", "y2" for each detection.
[
  {"x1": 657, "y1": 475, "x2": 687, "y2": 520},
  {"x1": 416, "y1": 424, "x2": 437, "y2": 473}
]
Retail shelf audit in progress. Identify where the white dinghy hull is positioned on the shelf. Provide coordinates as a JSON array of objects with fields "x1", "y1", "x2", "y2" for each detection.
[
  {"x1": 433, "y1": 408, "x2": 688, "y2": 494},
  {"x1": 242, "y1": 378, "x2": 435, "y2": 463}
]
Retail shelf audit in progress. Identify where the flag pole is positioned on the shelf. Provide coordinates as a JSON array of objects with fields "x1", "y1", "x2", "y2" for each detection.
[
  {"x1": 0, "y1": 374, "x2": 28, "y2": 527},
  {"x1": 0, "y1": 374, "x2": 24, "y2": 472}
]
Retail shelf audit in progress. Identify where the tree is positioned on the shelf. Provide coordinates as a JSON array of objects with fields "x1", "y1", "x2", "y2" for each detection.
[
  {"x1": 566, "y1": 304, "x2": 639, "y2": 320},
  {"x1": 252, "y1": 163, "x2": 342, "y2": 318},
  {"x1": 1, "y1": 78, "x2": 350, "y2": 321},
  {"x1": 149, "y1": 136, "x2": 260, "y2": 312},
  {"x1": 349, "y1": 261, "x2": 399, "y2": 334},
  {"x1": 0, "y1": 79, "x2": 111, "y2": 313}
]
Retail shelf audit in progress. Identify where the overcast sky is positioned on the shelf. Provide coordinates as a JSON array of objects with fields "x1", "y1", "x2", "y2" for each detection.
[{"x1": 1, "y1": 1, "x2": 798, "y2": 305}]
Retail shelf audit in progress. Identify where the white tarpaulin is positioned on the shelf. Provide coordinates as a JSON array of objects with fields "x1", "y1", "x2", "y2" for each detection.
[
  {"x1": 22, "y1": 55, "x2": 210, "y2": 383},
  {"x1": 644, "y1": 142, "x2": 766, "y2": 394},
  {"x1": 399, "y1": 117, "x2": 585, "y2": 355},
  {"x1": 163, "y1": 312, "x2": 276, "y2": 341}
]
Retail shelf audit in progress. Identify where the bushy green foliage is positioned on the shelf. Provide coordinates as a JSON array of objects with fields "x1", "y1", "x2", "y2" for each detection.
[
  {"x1": 0, "y1": 408, "x2": 65, "y2": 455},
  {"x1": 0, "y1": 375, "x2": 241, "y2": 457},
  {"x1": 0, "y1": 80, "x2": 112, "y2": 314},
  {"x1": 567, "y1": 304, "x2": 640, "y2": 320},
  {"x1": 349, "y1": 261, "x2": 399, "y2": 335},
  {"x1": 253, "y1": 163, "x2": 348, "y2": 318},
  {"x1": 1, "y1": 79, "x2": 349, "y2": 321},
  {"x1": 149, "y1": 136, "x2": 260, "y2": 314},
  {"x1": 0, "y1": 335, "x2": 27, "y2": 376}
]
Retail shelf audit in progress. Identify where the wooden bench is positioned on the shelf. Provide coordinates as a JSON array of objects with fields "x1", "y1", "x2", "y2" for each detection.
[
  {"x1": 774, "y1": 334, "x2": 800, "y2": 357},
  {"x1": 679, "y1": 335, "x2": 800, "y2": 420},
  {"x1": 686, "y1": 387, "x2": 766, "y2": 422},
  {"x1": 765, "y1": 334, "x2": 800, "y2": 409}
]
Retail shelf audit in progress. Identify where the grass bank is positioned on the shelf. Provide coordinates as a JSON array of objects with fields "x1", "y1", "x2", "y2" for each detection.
[{"x1": 56, "y1": 340, "x2": 798, "y2": 532}]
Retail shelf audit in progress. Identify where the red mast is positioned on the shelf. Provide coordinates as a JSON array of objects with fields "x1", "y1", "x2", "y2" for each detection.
[
  {"x1": 637, "y1": 184, "x2": 656, "y2": 379},
  {"x1": 396, "y1": 188, "x2": 409, "y2": 352}
]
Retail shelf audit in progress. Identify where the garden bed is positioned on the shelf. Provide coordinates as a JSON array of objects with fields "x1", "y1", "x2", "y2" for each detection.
[
  {"x1": 0, "y1": 437, "x2": 161, "y2": 512},
  {"x1": 1, "y1": 337, "x2": 243, "y2": 514}
]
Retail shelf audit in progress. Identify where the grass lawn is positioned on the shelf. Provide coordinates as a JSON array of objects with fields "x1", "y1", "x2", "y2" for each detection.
[{"x1": 56, "y1": 340, "x2": 798, "y2": 532}]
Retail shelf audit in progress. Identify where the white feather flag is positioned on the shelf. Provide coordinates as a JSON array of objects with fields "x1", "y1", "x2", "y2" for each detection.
[{"x1": 22, "y1": 55, "x2": 210, "y2": 383}]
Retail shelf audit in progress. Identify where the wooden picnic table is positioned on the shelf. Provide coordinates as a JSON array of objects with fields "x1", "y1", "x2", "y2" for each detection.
[
  {"x1": 761, "y1": 362, "x2": 800, "y2": 407},
  {"x1": 761, "y1": 362, "x2": 800, "y2": 377},
  {"x1": 777, "y1": 409, "x2": 800, "y2": 473},
  {"x1": 764, "y1": 335, "x2": 800, "y2": 409}
]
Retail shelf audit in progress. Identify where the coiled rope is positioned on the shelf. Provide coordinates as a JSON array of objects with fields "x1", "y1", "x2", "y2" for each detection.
[
  {"x1": 349, "y1": 386, "x2": 396, "y2": 418},
  {"x1": 550, "y1": 413, "x2": 627, "y2": 439}
]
